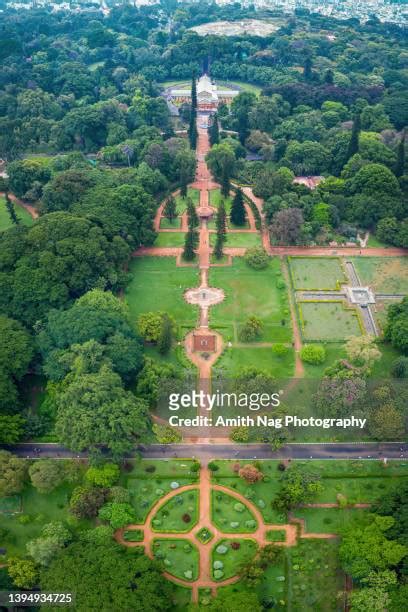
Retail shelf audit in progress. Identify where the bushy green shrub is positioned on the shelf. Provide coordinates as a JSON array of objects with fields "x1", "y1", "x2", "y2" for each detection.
[
  {"x1": 300, "y1": 344, "x2": 326, "y2": 365},
  {"x1": 245, "y1": 247, "x2": 269, "y2": 270}
]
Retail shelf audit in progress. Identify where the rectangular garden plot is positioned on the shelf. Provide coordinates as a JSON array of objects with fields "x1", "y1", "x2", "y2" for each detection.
[
  {"x1": 289, "y1": 257, "x2": 347, "y2": 291},
  {"x1": 349, "y1": 256, "x2": 408, "y2": 295},
  {"x1": 298, "y1": 301, "x2": 362, "y2": 341}
]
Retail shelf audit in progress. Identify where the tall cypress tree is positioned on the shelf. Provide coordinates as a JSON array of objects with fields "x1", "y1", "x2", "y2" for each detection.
[
  {"x1": 191, "y1": 75, "x2": 197, "y2": 112},
  {"x1": 163, "y1": 195, "x2": 177, "y2": 223},
  {"x1": 395, "y1": 131, "x2": 406, "y2": 178},
  {"x1": 347, "y1": 113, "x2": 361, "y2": 160},
  {"x1": 186, "y1": 197, "x2": 199, "y2": 230},
  {"x1": 5, "y1": 192, "x2": 19, "y2": 225},
  {"x1": 303, "y1": 57, "x2": 313, "y2": 81},
  {"x1": 180, "y1": 164, "x2": 188, "y2": 198},
  {"x1": 209, "y1": 113, "x2": 219, "y2": 146},
  {"x1": 216, "y1": 201, "x2": 227, "y2": 240},
  {"x1": 214, "y1": 201, "x2": 227, "y2": 260},
  {"x1": 230, "y1": 188, "x2": 246, "y2": 227},
  {"x1": 220, "y1": 165, "x2": 230, "y2": 198},
  {"x1": 213, "y1": 233, "x2": 224, "y2": 260},
  {"x1": 183, "y1": 227, "x2": 196, "y2": 261},
  {"x1": 158, "y1": 314, "x2": 172, "y2": 355},
  {"x1": 188, "y1": 110, "x2": 198, "y2": 150},
  {"x1": 237, "y1": 108, "x2": 250, "y2": 146},
  {"x1": 188, "y1": 74, "x2": 198, "y2": 150}
]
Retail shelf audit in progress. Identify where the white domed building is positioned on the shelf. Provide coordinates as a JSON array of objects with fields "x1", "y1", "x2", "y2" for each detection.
[{"x1": 166, "y1": 75, "x2": 239, "y2": 111}]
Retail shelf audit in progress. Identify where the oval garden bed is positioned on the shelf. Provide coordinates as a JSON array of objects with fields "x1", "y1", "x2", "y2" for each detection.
[
  {"x1": 211, "y1": 538, "x2": 258, "y2": 581},
  {"x1": 211, "y1": 490, "x2": 258, "y2": 533},
  {"x1": 153, "y1": 538, "x2": 199, "y2": 582},
  {"x1": 151, "y1": 489, "x2": 199, "y2": 532}
]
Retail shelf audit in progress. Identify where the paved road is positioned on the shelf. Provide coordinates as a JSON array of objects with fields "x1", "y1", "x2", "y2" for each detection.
[{"x1": 2, "y1": 442, "x2": 407, "y2": 461}]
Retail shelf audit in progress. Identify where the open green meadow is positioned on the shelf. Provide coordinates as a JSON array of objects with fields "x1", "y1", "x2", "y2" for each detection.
[
  {"x1": 209, "y1": 258, "x2": 292, "y2": 343},
  {"x1": 125, "y1": 257, "x2": 199, "y2": 336},
  {"x1": 215, "y1": 345, "x2": 295, "y2": 378},
  {"x1": 210, "y1": 232, "x2": 261, "y2": 248}
]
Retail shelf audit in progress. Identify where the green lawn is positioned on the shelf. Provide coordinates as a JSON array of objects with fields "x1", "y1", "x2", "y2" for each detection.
[
  {"x1": 0, "y1": 197, "x2": 35, "y2": 232},
  {"x1": 298, "y1": 301, "x2": 362, "y2": 341},
  {"x1": 215, "y1": 345, "x2": 295, "y2": 378},
  {"x1": 367, "y1": 234, "x2": 389, "y2": 248},
  {"x1": 123, "y1": 459, "x2": 199, "y2": 523},
  {"x1": 175, "y1": 188, "x2": 200, "y2": 213},
  {"x1": 288, "y1": 539, "x2": 343, "y2": 611},
  {"x1": 210, "y1": 232, "x2": 261, "y2": 248},
  {"x1": 217, "y1": 558, "x2": 286, "y2": 610},
  {"x1": 289, "y1": 256, "x2": 347, "y2": 290},
  {"x1": 160, "y1": 217, "x2": 182, "y2": 229},
  {"x1": 350, "y1": 257, "x2": 408, "y2": 294},
  {"x1": 153, "y1": 538, "x2": 199, "y2": 581},
  {"x1": 155, "y1": 232, "x2": 186, "y2": 247},
  {"x1": 293, "y1": 507, "x2": 367, "y2": 533},
  {"x1": 211, "y1": 490, "x2": 258, "y2": 533},
  {"x1": 266, "y1": 529, "x2": 287, "y2": 542},
  {"x1": 209, "y1": 189, "x2": 233, "y2": 212},
  {"x1": 152, "y1": 489, "x2": 199, "y2": 532},
  {"x1": 0, "y1": 480, "x2": 88, "y2": 557},
  {"x1": 209, "y1": 258, "x2": 292, "y2": 343},
  {"x1": 211, "y1": 461, "x2": 286, "y2": 524},
  {"x1": 301, "y1": 343, "x2": 346, "y2": 378},
  {"x1": 212, "y1": 538, "x2": 258, "y2": 580},
  {"x1": 125, "y1": 257, "x2": 199, "y2": 336}
]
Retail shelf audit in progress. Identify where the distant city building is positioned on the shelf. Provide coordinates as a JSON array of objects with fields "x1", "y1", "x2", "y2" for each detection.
[{"x1": 166, "y1": 75, "x2": 239, "y2": 111}]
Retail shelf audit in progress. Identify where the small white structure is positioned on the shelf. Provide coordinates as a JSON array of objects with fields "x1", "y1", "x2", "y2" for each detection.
[
  {"x1": 346, "y1": 286, "x2": 376, "y2": 306},
  {"x1": 168, "y1": 75, "x2": 239, "y2": 110}
]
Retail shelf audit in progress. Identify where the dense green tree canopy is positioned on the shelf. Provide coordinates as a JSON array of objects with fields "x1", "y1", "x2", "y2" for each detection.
[
  {"x1": 40, "y1": 542, "x2": 173, "y2": 612},
  {"x1": 0, "y1": 214, "x2": 129, "y2": 325},
  {"x1": 38, "y1": 290, "x2": 143, "y2": 382},
  {"x1": 54, "y1": 365, "x2": 150, "y2": 456}
]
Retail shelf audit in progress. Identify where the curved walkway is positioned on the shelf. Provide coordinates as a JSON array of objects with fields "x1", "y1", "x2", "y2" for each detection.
[{"x1": 116, "y1": 466, "x2": 341, "y2": 602}]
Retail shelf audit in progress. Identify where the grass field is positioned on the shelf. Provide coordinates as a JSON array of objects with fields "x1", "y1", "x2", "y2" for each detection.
[
  {"x1": 211, "y1": 490, "x2": 258, "y2": 533},
  {"x1": 160, "y1": 217, "x2": 182, "y2": 229},
  {"x1": 209, "y1": 189, "x2": 233, "y2": 211},
  {"x1": 293, "y1": 507, "x2": 367, "y2": 533},
  {"x1": 152, "y1": 489, "x2": 199, "y2": 532},
  {"x1": 155, "y1": 232, "x2": 186, "y2": 247},
  {"x1": 350, "y1": 257, "x2": 408, "y2": 294},
  {"x1": 153, "y1": 538, "x2": 199, "y2": 581},
  {"x1": 175, "y1": 188, "x2": 200, "y2": 213},
  {"x1": 125, "y1": 258, "x2": 199, "y2": 336},
  {"x1": 211, "y1": 461, "x2": 286, "y2": 524},
  {"x1": 210, "y1": 232, "x2": 261, "y2": 248},
  {"x1": 123, "y1": 460, "x2": 199, "y2": 523},
  {"x1": 299, "y1": 301, "x2": 362, "y2": 341},
  {"x1": 215, "y1": 345, "x2": 295, "y2": 378},
  {"x1": 289, "y1": 257, "x2": 347, "y2": 290},
  {"x1": 0, "y1": 197, "x2": 35, "y2": 232},
  {"x1": 0, "y1": 481, "x2": 87, "y2": 556},
  {"x1": 209, "y1": 258, "x2": 292, "y2": 343},
  {"x1": 288, "y1": 539, "x2": 343, "y2": 611},
  {"x1": 212, "y1": 538, "x2": 258, "y2": 580}
]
